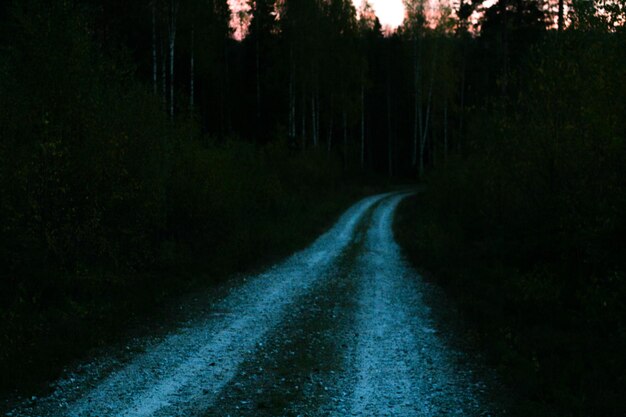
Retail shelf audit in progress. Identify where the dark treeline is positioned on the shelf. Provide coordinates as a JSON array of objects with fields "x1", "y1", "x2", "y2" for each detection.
[
  {"x1": 0, "y1": 0, "x2": 369, "y2": 391},
  {"x1": 1, "y1": 0, "x2": 625, "y2": 413},
  {"x1": 395, "y1": 1, "x2": 626, "y2": 417},
  {"x1": 0, "y1": 0, "x2": 506, "y2": 179}
]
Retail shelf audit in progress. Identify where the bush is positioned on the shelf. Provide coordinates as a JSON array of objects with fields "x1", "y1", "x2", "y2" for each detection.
[
  {"x1": 396, "y1": 31, "x2": 626, "y2": 417},
  {"x1": 0, "y1": 1, "x2": 350, "y2": 392}
]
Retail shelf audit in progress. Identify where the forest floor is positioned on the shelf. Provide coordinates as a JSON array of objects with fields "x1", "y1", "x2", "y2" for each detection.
[{"x1": 2, "y1": 192, "x2": 510, "y2": 417}]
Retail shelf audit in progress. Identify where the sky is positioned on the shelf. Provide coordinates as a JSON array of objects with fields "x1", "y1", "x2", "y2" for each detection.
[
  {"x1": 227, "y1": 0, "x2": 547, "y2": 39},
  {"x1": 352, "y1": 0, "x2": 406, "y2": 30},
  {"x1": 228, "y1": 0, "x2": 407, "y2": 39}
]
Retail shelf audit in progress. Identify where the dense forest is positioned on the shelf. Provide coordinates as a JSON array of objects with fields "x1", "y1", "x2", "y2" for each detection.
[{"x1": 1, "y1": 0, "x2": 625, "y2": 415}]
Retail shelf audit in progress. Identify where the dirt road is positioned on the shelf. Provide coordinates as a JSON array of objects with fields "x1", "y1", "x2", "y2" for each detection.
[{"x1": 6, "y1": 192, "x2": 503, "y2": 417}]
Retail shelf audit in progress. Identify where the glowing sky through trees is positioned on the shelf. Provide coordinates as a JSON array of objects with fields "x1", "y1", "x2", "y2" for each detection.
[
  {"x1": 228, "y1": 0, "x2": 407, "y2": 39},
  {"x1": 353, "y1": 0, "x2": 406, "y2": 29}
]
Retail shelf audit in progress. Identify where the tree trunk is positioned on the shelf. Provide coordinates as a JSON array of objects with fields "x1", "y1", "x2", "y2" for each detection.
[
  {"x1": 500, "y1": 0, "x2": 508, "y2": 96},
  {"x1": 310, "y1": 79, "x2": 319, "y2": 148},
  {"x1": 343, "y1": 110, "x2": 348, "y2": 170},
  {"x1": 152, "y1": 1, "x2": 157, "y2": 95},
  {"x1": 458, "y1": 50, "x2": 466, "y2": 153},
  {"x1": 420, "y1": 52, "x2": 436, "y2": 178},
  {"x1": 311, "y1": 94, "x2": 317, "y2": 147},
  {"x1": 444, "y1": 96, "x2": 448, "y2": 162},
  {"x1": 161, "y1": 34, "x2": 167, "y2": 109},
  {"x1": 190, "y1": 26, "x2": 194, "y2": 111},
  {"x1": 255, "y1": 37, "x2": 261, "y2": 135},
  {"x1": 301, "y1": 84, "x2": 307, "y2": 149},
  {"x1": 224, "y1": 39, "x2": 232, "y2": 135},
  {"x1": 169, "y1": 35, "x2": 174, "y2": 119},
  {"x1": 387, "y1": 80, "x2": 393, "y2": 178},
  {"x1": 412, "y1": 36, "x2": 422, "y2": 168},
  {"x1": 327, "y1": 95, "x2": 334, "y2": 153},
  {"x1": 168, "y1": 0, "x2": 179, "y2": 120},
  {"x1": 431, "y1": 120, "x2": 436, "y2": 168},
  {"x1": 558, "y1": 0, "x2": 564, "y2": 32},
  {"x1": 360, "y1": 80, "x2": 365, "y2": 170},
  {"x1": 315, "y1": 86, "x2": 320, "y2": 147},
  {"x1": 289, "y1": 48, "x2": 295, "y2": 142}
]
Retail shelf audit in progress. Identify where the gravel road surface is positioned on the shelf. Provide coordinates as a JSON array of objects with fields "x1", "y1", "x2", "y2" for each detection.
[{"x1": 5, "y1": 192, "x2": 505, "y2": 417}]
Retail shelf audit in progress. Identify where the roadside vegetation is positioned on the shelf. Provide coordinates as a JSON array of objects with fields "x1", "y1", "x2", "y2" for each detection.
[
  {"x1": 2, "y1": 0, "x2": 625, "y2": 413},
  {"x1": 0, "y1": 1, "x2": 369, "y2": 393},
  {"x1": 396, "y1": 24, "x2": 626, "y2": 417}
]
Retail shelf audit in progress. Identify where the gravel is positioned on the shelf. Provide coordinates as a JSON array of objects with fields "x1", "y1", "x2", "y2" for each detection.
[{"x1": 4, "y1": 192, "x2": 506, "y2": 417}]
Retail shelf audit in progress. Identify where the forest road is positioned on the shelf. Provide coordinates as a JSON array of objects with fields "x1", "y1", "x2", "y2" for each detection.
[{"x1": 6, "y1": 192, "x2": 503, "y2": 417}]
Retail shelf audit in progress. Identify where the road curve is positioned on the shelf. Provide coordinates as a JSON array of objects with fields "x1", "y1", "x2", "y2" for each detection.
[
  {"x1": 349, "y1": 194, "x2": 487, "y2": 416},
  {"x1": 5, "y1": 192, "x2": 502, "y2": 417}
]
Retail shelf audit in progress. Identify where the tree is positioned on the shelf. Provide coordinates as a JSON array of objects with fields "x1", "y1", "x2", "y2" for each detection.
[
  {"x1": 168, "y1": 0, "x2": 180, "y2": 119},
  {"x1": 403, "y1": 0, "x2": 427, "y2": 172},
  {"x1": 247, "y1": 0, "x2": 277, "y2": 142},
  {"x1": 356, "y1": 1, "x2": 379, "y2": 169}
]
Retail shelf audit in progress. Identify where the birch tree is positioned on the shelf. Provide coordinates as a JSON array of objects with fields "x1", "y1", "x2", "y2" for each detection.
[
  {"x1": 435, "y1": 7, "x2": 457, "y2": 164},
  {"x1": 356, "y1": 1, "x2": 377, "y2": 169},
  {"x1": 403, "y1": 0, "x2": 426, "y2": 171},
  {"x1": 247, "y1": 0, "x2": 276, "y2": 141},
  {"x1": 152, "y1": 0, "x2": 158, "y2": 95},
  {"x1": 420, "y1": 41, "x2": 436, "y2": 177},
  {"x1": 168, "y1": 0, "x2": 180, "y2": 119},
  {"x1": 189, "y1": 23, "x2": 194, "y2": 111}
]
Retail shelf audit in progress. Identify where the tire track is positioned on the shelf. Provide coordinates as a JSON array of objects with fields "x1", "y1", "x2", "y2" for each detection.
[
  {"x1": 7, "y1": 193, "x2": 390, "y2": 417},
  {"x1": 198, "y1": 197, "x2": 376, "y2": 417},
  {"x1": 347, "y1": 193, "x2": 495, "y2": 416},
  {"x1": 6, "y1": 191, "x2": 504, "y2": 417}
]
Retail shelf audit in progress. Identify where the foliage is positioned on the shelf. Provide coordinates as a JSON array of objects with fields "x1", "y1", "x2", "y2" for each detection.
[
  {"x1": 0, "y1": 0, "x2": 350, "y2": 392},
  {"x1": 397, "y1": 27, "x2": 626, "y2": 417},
  {"x1": 1, "y1": 0, "x2": 625, "y2": 411}
]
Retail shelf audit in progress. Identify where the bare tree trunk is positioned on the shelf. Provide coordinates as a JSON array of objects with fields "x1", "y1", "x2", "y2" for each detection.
[
  {"x1": 152, "y1": 1, "x2": 157, "y2": 95},
  {"x1": 431, "y1": 121, "x2": 436, "y2": 168},
  {"x1": 458, "y1": 51, "x2": 466, "y2": 153},
  {"x1": 343, "y1": 110, "x2": 348, "y2": 170},
  {"x1": 500, "y1": 0, "x2": 508, "y2": 96},
  {"x1": 558, "y1": 0, "x2": 564, "y2": 32},
  {"x1": 290, "y1": 91, "x2": 296, "y2": 141},
  {"x1": 190, "y1": 25, "x2": 194, "y2": 111},
  {"x1": 169, "y1": 36, "x2": 174, "y2": 119},
  {"x1": 289, "y1": 84, "x2": 295, "y2": 141},
  {"x1": 315, "y1": 86, "x2": 320, "y2": 147},
  {"x1": 327, "y1": 95, "x2": 334, "y2": 153},
  {"x1": 387, "y1": 80, "x2": 393, "y2": 178},
  {"x1": 301, "y1": 84, "x2": 307, "y2": 149},
  {"x1": 360, "y1": 80, "x2": 365, "y2": 169},
  {"x1": 255, "y1": 37, "x2": 261, "y2": 134},
  {"x1": 412, "y1": 37, "x2": 421, "y2": 168},
  {"x1": 288, "y1": 48, "x2": 295, "y2": 142},
  {"x1": 420, "y1": 53, "x2": 435, "y2": 178},
  {"x1": 168, "y1": 0, "x2": 179, "y2": 120},
  {"x1": 310, "y1": 77, "x2": 319, "y2": 148},
  {"x1": 311, "y1": 94, "x2": 317, "y2": 147},
  {"x1": 161, "y1": 34, "x2": 167, "y2": 109},
  {"x1": 444, "y1": 96, "x2": 448, "y2": 162},
  {"x1": 224, "y1": 39, "x2": 232, "y2": 135}
]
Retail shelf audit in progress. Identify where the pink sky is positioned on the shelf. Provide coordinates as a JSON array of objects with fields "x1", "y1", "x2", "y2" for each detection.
[
  {"x1": 228, "y1": 0, "x2": 408, "y2": 39},
  {"x1": 228, "y1": 0, "x2": 578, "y2": 40},
  {"x1": 353, "y1": 0, "x2": 406, "y2": 30}
]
